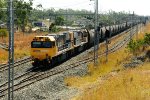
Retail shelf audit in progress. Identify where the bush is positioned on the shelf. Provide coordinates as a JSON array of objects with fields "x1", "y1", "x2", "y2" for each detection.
[
  {"x1": 51, "y1": 26, "x2": 61, "y2": 33},
  {"x1": 127, "y1": 39, "x2": 144, "y2": 55},
  {"x1": 0, "y1": 29, "x2": 8, "y2": 38},
  {"x1": 127, "y1": 33, "x2": 150, "y2": 55},
  {"x1": 144, "y1": 33, "x2": 150, "y2": 45}
]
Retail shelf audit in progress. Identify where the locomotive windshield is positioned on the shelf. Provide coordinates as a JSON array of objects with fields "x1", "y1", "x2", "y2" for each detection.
[{"x1": 31, "y1": 41, "x2": 52, "y2": 48}]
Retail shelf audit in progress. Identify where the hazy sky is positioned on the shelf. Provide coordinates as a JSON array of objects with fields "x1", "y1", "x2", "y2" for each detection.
[{"x1": 26, "y1": 0, "x2": 150, "y2": 16}]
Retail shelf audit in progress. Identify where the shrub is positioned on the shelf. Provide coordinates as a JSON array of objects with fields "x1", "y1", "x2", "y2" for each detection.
[
  {"x1": 127, "y1": 33, "x2": 150, "y2": 55},
  {"x1": 144, "y1": 33, "x2": 150, "y2": 45},
  {"x1": 0, "y1": 29, "x2": 8, "y2": 38},
  {"x1": 51, "y1": 26, "x2": 61, "y2": 33},
  {"x1": 127, "y1": 39, "x2": 144, "y2": 55}
]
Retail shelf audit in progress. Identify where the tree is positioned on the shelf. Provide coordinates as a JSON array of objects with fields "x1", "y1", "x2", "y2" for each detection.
[
  {"x1": 36, "y1": 4, "x2": 45, "y2": 19},
  {"x1": 14, "y1": 0, "x2": 33, "y2": 32},
  {"x1": 36, "y1": 4, "x2": 42, "y2": 10},
  {"x1": 0, "y1": 0, "x2": 6, "y2": 20},
  {"x1": 55, "y1": 16, "x2": 64, "y2": 25},
  {"x1": 144, "y1": 33, "x2": 150, "y2": 45},
  {"x1": 0, "y1": 29, "x2": 8, "y2": 40}
]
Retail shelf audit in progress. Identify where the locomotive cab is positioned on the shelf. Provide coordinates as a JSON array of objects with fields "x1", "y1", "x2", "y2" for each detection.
[{"x1": 31, "y1": 36, "x2": 57, "y2": 66}]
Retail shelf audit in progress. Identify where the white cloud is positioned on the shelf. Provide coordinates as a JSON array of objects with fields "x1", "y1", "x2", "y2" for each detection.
[{"x1": 25, "y1": 0, "x2": 150, "y2": 16}]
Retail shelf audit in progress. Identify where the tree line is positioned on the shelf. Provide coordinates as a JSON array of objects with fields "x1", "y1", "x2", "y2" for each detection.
[{"x1": 0, "y1": 0, "x2": 147, "y2": 33}]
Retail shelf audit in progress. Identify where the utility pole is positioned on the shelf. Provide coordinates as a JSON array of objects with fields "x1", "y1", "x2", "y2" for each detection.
[
  {"x1": 136, "y1": 15, "x2": 138, "y2": 40},
  {"x1": 8, "y1": 0, "x2": 14, "y2": 99},
  {"x1": 92, "y1": 0, "x2": 99, "y2": 65}
]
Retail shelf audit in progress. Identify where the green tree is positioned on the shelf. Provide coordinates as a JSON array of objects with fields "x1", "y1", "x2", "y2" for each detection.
[
  {"x1": 127, "y1": 34, "x2": 150, "y2": 56},
  {"x1": 144, "y1": 33, "x2": 150, "y2": 45},
  {"x1": 14, "y1": 0, "x2": 33, "y2": 32},
  {"x1": 0, "y1": 0, "x2": 6, "y2": 20},
  {"x1": 55, "y1": 16, "x2": 64, "y2": 25},
  {"x1": 127, "y1": 39, "x2": 143, "y2": 55},
  {"x1": 0, "y1": 29, "x2": 8, "y2": 39}
]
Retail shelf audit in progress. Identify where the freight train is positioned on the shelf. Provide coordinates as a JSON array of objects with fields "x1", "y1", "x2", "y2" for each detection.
[{"x1": 30, "y1": 22, "x2": 139, "y2": 67}]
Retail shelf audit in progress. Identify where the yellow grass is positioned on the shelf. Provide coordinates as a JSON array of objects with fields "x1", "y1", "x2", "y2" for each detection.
[
  {"x1": 13, "y1": 33, "x2": 36, "y2": 59},
  {"x1": 0, "y1": 32, "x2": 40, "y2": 63},
  {"x1": 74, "y1": 63, "x2": 150, "y2": 100},
  {"x1": 0, "y1": 49, "x2": 8, "y2": 63}
]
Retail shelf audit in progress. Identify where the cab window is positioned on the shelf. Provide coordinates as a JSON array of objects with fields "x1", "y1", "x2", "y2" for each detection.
[{"x1": 31, "y1": 41, "x2": 53, "y2": 48}]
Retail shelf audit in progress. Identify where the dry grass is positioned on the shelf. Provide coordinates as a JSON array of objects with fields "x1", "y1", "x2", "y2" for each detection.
[
  {"x1": 74, "y1": 64, "x2": 150, "y2": 100},
  {"x1": 0, "y1": 49, "x2": 8, "y2": 63},
  {"x1": 0, "y1": 32, "x2": 41, "y2": 63},
  {"x1": 13, "y1": 33, "x2": 36, "y2": 59},
  {"x1": 65, "y1": 23, "x2": 150, "y2": 100}
]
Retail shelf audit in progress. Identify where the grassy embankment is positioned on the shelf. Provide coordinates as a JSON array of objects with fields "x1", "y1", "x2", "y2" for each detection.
[{"x1": 65, "y1": 23, "x2": 150, "y2": 100}]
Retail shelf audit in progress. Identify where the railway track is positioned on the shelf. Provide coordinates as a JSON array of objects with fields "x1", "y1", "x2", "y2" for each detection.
[
  {"x1": 0, "y1": 56, "x2": 31, "y2": 73},
  {"x1": 0, "y1": 25, "x2": 140, "y2": 98},
  {"x1": 0, "y1": 42, "x2": 8, "y2": 51}
]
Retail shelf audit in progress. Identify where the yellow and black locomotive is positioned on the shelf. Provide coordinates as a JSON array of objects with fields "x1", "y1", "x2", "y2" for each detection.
[{"x1": 31, "y1": 29, "x2": 92, "y2": 67}]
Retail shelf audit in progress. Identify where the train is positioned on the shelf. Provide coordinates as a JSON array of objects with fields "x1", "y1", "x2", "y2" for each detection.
[{"x1": 30, "y1": 21, "x2": 140, "y2": 67}]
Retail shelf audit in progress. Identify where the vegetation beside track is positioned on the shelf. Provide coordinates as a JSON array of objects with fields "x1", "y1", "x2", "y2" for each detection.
[
  {"x1": 0, "y1": 32, "x2": 37, "y2": 63},
  {"x1": 65, "y1": 23, "x2": 150, "y2": 100},
  {"x1": 0, "y1": 48, "x2": 8, "y2": 63}
]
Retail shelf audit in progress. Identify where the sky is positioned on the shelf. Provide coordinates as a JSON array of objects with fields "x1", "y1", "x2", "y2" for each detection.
[{"x1": 25, "y1": 0, "x2": 150, "y2": 16}]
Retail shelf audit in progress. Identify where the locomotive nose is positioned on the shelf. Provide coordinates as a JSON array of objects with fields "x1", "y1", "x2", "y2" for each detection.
[{"x1": 31, "y1": 49, "x2": 50, "y2": 61}]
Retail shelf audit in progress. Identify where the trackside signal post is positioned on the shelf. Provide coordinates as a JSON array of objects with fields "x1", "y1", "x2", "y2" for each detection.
[
  {"x1": 130, "y1": 11, "x2": 134, "y2": 42},
  {"x1": 8, "y1": 0, "x2": 14, "y2": 99}
]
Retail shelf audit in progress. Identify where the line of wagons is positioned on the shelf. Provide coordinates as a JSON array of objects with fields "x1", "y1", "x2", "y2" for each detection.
[{"x1": 30, "y1": 22, "x2": 139, "y2": 67}]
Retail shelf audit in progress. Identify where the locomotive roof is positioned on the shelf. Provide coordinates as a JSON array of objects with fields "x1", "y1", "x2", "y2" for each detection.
[{"x1": 35, "y1": 36, "x2": 55, "y2": 41}]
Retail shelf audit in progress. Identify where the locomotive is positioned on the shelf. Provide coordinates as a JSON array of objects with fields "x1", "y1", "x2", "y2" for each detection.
[{"x1": 30, "y1": 22, "x2": 138, "y2": 67}]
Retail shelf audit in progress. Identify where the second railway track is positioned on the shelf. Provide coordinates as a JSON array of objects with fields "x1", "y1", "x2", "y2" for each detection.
[{"x1": 0, "y1": 56, "x2": 31, "y2": 72}]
